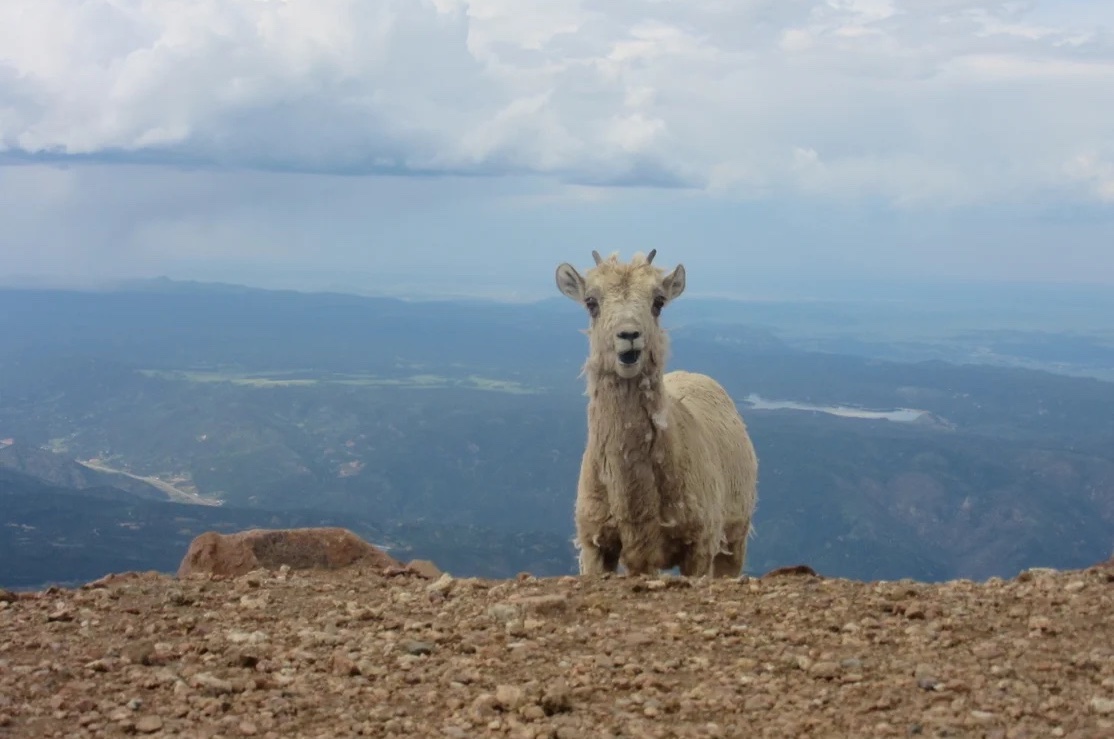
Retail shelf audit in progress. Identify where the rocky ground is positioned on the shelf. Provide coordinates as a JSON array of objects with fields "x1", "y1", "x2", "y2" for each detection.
[{"x1": 1, "y1": 558, "x2": 1113, "y2": 738}]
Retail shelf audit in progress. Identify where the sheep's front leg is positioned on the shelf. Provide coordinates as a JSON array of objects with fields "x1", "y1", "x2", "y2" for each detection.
[
  {"x1": 618, "y1": 526, "x2": 664, "y2": 576},
  {"x1": 578, "y1": 537, "x2": 620, "y2": 575},
  {"x1": 576, "y1": 519, "x2": 621, "y2": 575},
  {"x1": 574, "y1": 461, "x2": 620, "y2": 576}
]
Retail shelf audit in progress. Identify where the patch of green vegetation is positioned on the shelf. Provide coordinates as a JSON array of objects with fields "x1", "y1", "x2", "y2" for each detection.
[
  {"x1": 140, "y1": 370, "x2": 315, "y2": 387},
  {"x1": 139, "y1": 369, "x2": 540, "y2": 394},
  {"x1": 467, "y1": 375, "x2": 537, "y2": 395}
]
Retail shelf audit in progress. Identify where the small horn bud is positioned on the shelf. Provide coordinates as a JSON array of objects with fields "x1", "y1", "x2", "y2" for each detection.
[
  {"x1": 646, "y1": 249, "x2": 657, "y2": 264},
  {"x1": 591, "y1": 250, "x2": 603, "y2": 265}
]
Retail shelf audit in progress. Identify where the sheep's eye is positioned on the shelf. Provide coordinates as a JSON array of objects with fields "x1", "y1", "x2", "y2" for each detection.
[
  {"x1": 651, "y1": 295, "x2": 666, "y2": 317},
  {"x1": 585, "y1": 296, "x2": 600, "y2": 317}
]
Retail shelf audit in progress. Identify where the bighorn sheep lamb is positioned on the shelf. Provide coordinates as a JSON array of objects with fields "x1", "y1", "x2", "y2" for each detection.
[{"x1": 555, "y1": 250, "x2": 758, "y2": 578}]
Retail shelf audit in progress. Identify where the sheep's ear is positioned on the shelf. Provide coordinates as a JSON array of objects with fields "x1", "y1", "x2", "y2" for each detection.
[
  {"x1": 663, "y1": 263, "x2": 686, "y2": 301},
  {"x1": 555, "y1": 263, "x2": 586, "y2": 302}
]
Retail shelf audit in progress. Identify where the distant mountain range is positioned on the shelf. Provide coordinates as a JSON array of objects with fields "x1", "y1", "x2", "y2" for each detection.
[{"x1": 2, "y1": 278, "x2": 1112, "y2": 589}]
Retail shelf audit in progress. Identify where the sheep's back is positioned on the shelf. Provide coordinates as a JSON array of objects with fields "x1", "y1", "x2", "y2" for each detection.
[{"x1": 662, "y1": 370, "x2": 758, "y2": 519}]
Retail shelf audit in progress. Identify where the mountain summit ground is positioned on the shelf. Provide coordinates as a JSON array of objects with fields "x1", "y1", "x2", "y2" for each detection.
[{"x1": 0, "y1": 531, "x2": 1111, "y2": 738}]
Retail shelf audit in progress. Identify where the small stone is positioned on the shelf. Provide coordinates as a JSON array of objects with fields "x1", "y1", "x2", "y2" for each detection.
[
  {"x1": 403, "y1": 640, "x2": 434, "y2": 656},
  {"x1": 1091, "y1": 697, "x2": 1114, "y2": 715},
  {"x1": 744, "y1": 694, "x2": 774, "y2": 711},
  {"x1": 511, "y1": 594, "x2": 569, "y2": 615},
  {"x1": 1064, "y1": 580, "x2": 1085, "y2": 593},
  {"x1": 1028, "y1": 616, "x2": 1058, "y2": 635},
  {"x1": 809, "y1": 661, "x2": 840, "y2": 679},
  {"x1": 488, "y1": 604, "x2": 521, "y2": 623},
  {"x1": 495, "y1": 684, "x2": 525, "y2": 710},
  {"x1": 358, "y1": 661, "x2": 384, "y2": 679},
  {"x1": 135, "y1": 715, "x2": 163, "y2": 733},
  {"x1": 122, "y1": 641, "x2": 156, "y2": 666},
  {"x1": 409, "y1": 560, "x2": 444, "y2": 579},
  {"x1": 541, "y1": 680, "x2": 572, "y2": 715},
  {"x1": 189, "y1": 672, "x2": 235, "y2": 695},
  {"x1": 471, "y1": 693, "x2": 498, "y2": 720},
  {"x1": 331, "y1": 652, "x2": 359, "y2": 676},
  {"x1": 165, "y1": 590, "x2": 195, "y2": 606},
  {"x1": 970, "y1": 710, "x2": 996, "y2": 723},
  {"x1": 226, "y1": 630, "x2": 267, "y2": 645},
  {"x1": 426, "y1": 573, "x2": 455, "y2": 594},
  {"x1": 239, "y1": 721, "x2": 259, "y2": 736},
  {"x1": 238, "y1": 570, "x2": 264, "y2": 587}
]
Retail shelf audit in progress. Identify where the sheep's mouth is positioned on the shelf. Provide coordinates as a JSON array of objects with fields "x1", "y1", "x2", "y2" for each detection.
[{"x1": 618, "y1": 349, "x2": 642, "y2": 366}]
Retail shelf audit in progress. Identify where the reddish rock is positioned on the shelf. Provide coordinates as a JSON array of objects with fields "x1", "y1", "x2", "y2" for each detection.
[
  {"x1": 762, "y1": 564, "x2": 821, "y2": 579},
  {"x1": 407, "y1": 559, "x2": 444, "y2": 580},
  {"x1": 176, "y1": 528, "x2": 404, "y2": 579},
  {"x1": 1091, "y1": 554, "x2": 1114, "y2": 581}
]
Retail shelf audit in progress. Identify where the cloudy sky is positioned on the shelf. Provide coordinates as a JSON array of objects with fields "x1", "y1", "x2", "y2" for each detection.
[{"x1": 1, "y1": 0, "x2": 1112, "y2": 298}]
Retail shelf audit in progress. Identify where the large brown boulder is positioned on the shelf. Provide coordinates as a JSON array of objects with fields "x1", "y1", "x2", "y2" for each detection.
[{"x1": 176, "y1": 527, "x2": 405, "y2": 579}]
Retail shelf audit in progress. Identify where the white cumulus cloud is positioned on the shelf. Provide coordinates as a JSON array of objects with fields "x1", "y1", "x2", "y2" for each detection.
[{"x1": 1, "y1": 0, "x2": 1112, "y2": 205}]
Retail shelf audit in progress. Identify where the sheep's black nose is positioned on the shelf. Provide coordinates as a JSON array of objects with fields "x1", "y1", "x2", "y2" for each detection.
[{"x1": 617, "y1": 331, "x2": 640, "y2": 341}]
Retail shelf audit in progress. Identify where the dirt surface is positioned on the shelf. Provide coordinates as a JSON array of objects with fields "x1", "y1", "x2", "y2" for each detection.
[{"x1": 1, "y1": 563, "x2": 1112, "y2": 738}]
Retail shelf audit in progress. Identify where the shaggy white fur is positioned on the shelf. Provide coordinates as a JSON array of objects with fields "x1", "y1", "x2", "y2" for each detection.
[{"x1": 555, "y1": 250, "x2": 759, "y2": 578}]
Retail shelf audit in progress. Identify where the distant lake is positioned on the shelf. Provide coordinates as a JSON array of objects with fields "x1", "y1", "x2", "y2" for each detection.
[{"x1": 742, "y1": 394, "x2": 929, "y2": 423}]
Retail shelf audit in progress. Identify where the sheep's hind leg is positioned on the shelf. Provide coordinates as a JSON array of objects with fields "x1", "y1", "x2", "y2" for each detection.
[
  {"x1": 679, "y1": 541, "x2": 716, "y2": 578},
  {"x1": 712, "y1": 519, "x2": 748, "y2": 579},
  {"x1": 713, "y1": 537, "x2": 746, "y2": 578}
]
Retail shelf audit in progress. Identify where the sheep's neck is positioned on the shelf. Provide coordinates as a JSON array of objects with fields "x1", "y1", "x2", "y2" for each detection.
[{"x1": 586, "y1": 370, "x2": 669, "y2": 525}]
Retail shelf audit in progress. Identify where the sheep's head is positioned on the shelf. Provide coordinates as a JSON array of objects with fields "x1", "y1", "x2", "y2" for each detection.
[{"x1": 555, "y1": 249, "x2": 686, "y2": 380}]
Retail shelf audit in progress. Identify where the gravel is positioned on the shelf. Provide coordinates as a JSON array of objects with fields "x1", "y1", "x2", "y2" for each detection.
[{"x1": 1, "y1": 563, "x2": 1112, "y2": 737}]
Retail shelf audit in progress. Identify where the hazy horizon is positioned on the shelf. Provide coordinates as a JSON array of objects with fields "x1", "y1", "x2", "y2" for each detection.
[{"x1": 4, "y1": 265, "x2": 1114, "y2": 308}]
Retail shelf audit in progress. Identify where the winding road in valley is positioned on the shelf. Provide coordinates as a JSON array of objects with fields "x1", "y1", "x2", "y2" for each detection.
[{"x1": 77, "y1": 460, "x2": 223, "y2": 507}]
